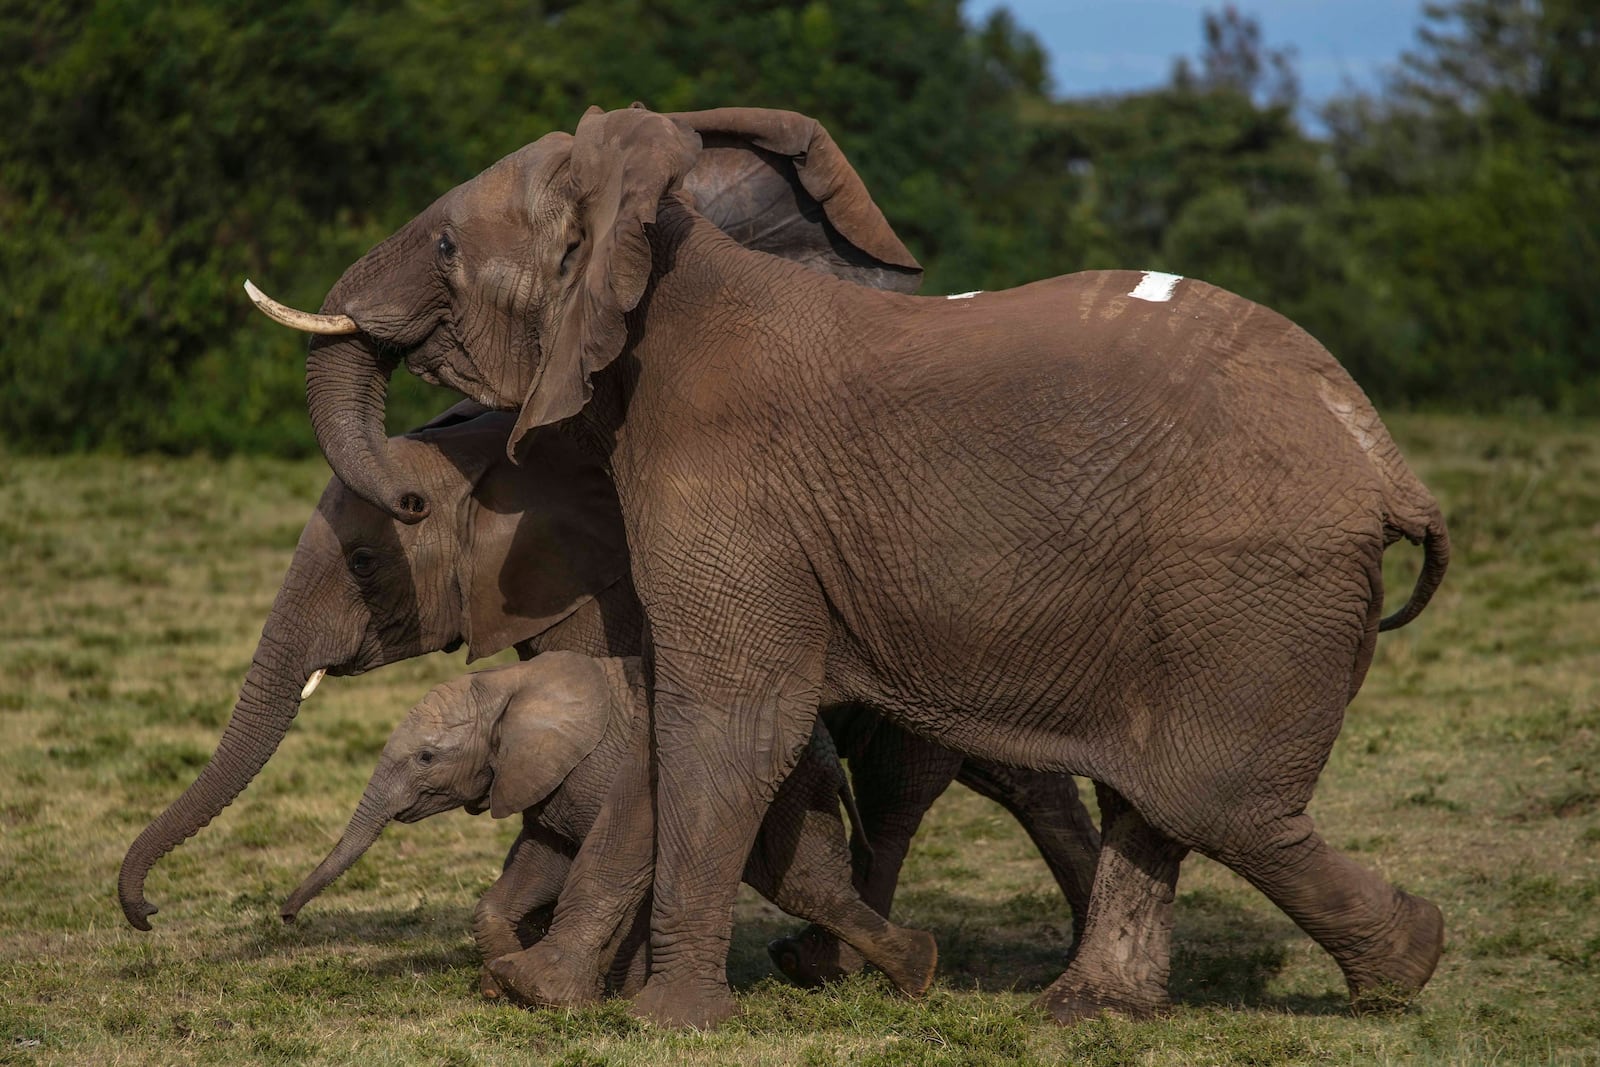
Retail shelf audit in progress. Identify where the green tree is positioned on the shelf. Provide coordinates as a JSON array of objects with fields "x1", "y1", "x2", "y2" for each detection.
[
  {"x1": 1324, "y1": 0, "x2": 1600, "y2": 410},
  {"x1": 0, "y1": 0, "x2": 1056, "y2": 453}
]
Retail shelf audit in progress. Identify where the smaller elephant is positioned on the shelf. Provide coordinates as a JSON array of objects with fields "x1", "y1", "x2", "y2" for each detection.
[{"x1": 281, "y1": 653, "x2": 940, "y2": 1000}]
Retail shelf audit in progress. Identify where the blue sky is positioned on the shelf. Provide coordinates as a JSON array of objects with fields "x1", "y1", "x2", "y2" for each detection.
[{"x1": 967, "y1": 0, "x2": 1431, "y2": 106}]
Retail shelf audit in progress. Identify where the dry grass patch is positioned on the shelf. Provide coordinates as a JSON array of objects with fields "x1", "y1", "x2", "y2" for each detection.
[{"x1": 3, "y1": 414, "x2": 1598, "y2": 1064}]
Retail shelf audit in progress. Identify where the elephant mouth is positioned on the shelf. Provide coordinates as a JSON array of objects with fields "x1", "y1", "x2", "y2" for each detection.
[{"x1": 397, "y1": 793, "x2": 460, "y2": 823}]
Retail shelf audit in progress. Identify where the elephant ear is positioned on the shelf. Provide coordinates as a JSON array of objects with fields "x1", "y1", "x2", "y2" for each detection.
[
  {"x1": 487, "y1": 653, "x2": 616, "y2": 818},
  {"x1": 670, "y1": 107, "x2": 923, "y2": 293},
  {"x1": 425, "y1": 413, "x2": 629, "y2": 662},
  {"x1": 510, "y1": 106, "x2": 701, "y2": 452}
]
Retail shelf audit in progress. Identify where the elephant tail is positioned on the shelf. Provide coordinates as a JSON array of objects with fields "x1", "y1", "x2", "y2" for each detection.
[
  {"x1": 838, "y1": 771, "x2": 872, "y2": 862},
  {"x1": 1378, "y1": 499, "x2": 1450, "y2": 632},
  {"x1": 810, "y1": 721, "x2": 872, "y2": 861}
]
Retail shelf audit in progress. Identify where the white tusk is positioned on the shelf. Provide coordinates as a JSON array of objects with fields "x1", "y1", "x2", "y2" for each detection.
[
  {"x1": 244, "y1": 280, "x2": 359, "y2": 335},
  {"x1": 300, "y1": 669, "x2": 327, "y2": 700}
]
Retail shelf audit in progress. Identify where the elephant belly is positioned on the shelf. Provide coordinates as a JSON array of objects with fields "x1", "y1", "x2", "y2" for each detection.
[
  {"x1": 810, "y1": 505, "x2": 1145, "y2": 776},
  {"x1": 803, "y1": 440, "x2": 1382, "y2": 786}
]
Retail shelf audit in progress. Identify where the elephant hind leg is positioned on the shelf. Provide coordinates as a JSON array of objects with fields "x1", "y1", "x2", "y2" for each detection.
[
  {"x1": 745, "y1": 736, "x2": 938, "y2": 997},
  {"x1": 767, "y1": 923, "x2": 865, "y2": 989},
  {"x1": 955, "y1": 760, "x2": 1100, "y2": 946},
  {"x1": 1034, "y1": 783, "x2": 1186, "y2": 1025},
  {"x1": 1200, "y1": 812, "x2": 1443, "y2": 1012},
  {"x1": 769, "y1": 717, "x2": 963, "y2": 988},
  {"x1": 759, "y1": 870, "x2": 939, "y2": 997},
  {"x1": 1128, "y1": 678, "x2": 1442, "y2": 1011}
]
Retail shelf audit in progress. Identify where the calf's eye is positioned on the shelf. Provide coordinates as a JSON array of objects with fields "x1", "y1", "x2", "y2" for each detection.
[{"x1": 437, "y1": 233, "x2": 457, "y2": 260}]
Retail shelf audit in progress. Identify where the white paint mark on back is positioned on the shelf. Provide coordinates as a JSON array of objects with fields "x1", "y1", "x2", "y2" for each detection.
[
  {"x1": 1318, "y1": 378, "x2": 1379, "y2": 453},
  {"x1": 1128, "y1": 271, "x2": 1182, "y2": 303},
  {"x1": 946, "y1": 290, "x2": 982, "y2": 300}
]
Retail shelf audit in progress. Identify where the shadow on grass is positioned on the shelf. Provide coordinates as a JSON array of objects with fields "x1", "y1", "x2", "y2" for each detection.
[
  {"x1": 1168, "y1": 886, "x2": 1350, "y2": 1017},
  {"x1": 218, "y1": 901, "x2": 479, "y2": 957},
  {"x1": 201, "y1": 888, "x2": 1350, "y2": 1019},
  {"x1": 737, "y1": 885, "x2": 1351, "y2": 1018}
]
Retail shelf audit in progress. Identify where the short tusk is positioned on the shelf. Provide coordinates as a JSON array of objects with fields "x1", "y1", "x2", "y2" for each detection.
[
  {"x1": 301, "y1": 669, "x2": 327, "y2": 700},
  {"x1": 244, "y1": 280, "x2": 359, "y2": 335}
]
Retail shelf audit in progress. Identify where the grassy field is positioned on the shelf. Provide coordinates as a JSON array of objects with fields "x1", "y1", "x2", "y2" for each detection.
[{"x1": 2, "y1": 414, "x2": 1598, "y2": 1065}]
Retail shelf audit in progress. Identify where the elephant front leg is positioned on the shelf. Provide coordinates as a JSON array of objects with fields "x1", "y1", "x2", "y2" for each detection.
[
  {"x1": 474, "y1": 822, "x2": 572, "y2": 1000},
  {"x1": 1035, "y1": 783, "x2": 1186, "y2": 1024},
  {"x1": 631, "y1": 656, "x2": 827, "y2": 1027},
  {"x1": 487, "y1": 737, "x2": 656, "y2": 1010}
]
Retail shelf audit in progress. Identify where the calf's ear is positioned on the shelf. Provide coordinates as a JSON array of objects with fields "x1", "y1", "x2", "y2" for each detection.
[{"x1": 486, "y1": 653, "x2": 615, "y2": 818}]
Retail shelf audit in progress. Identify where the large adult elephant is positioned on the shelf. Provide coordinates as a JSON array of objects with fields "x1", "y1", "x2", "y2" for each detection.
[
  {"x1": 116, "y1": 406, "x2": 1100, "y2": 986},
  {"x1": 249, "y1": 105, "x2": 1449, "y2": 1028},
  {"x1": 117, "y1": 110, "x2": 929, "y2": 935}
]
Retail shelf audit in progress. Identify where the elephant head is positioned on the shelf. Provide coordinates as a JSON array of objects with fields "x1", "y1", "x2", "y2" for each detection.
[
  {"x1": 280, "y1": 653, "x2": 624, "y2": 921},
  {"x1": 246, "y1": 106, "x2": 920, "y2": 522},
  {"x1": 117, "y1": 408, "x2": 631, "y2": 929}
]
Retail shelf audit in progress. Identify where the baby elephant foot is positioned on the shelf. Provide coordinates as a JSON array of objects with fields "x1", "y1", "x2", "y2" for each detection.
[
  {"x1": 1345, "y1": 892, "x2": 1445, "y2": 1015},
  {"x1": 486, "y1": 942, "x2": 604, "y2": 1009},
  {"x1": 629, "y1": 974, "x2": 738, "y2": 1030},
  {"x1": 1032, "y1": 970, "x2": 1170, "y2": 1027},
  {"x1": 766, "y1": 925, "x2": 866, "y2": 988}
]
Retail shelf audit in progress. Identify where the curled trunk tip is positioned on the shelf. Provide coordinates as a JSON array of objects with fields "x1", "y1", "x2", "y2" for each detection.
[
  {"x1": 119, "y1": 661, "x2": 304, "y2": 929},
  {"x1": 305, "y1": 336, "x2": 431, "y2": 524}
]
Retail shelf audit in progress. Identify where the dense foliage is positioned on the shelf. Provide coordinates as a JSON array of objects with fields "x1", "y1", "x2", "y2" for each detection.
[{"x1": 3, "y1": 0, "x2": 1596, "y2": 454}]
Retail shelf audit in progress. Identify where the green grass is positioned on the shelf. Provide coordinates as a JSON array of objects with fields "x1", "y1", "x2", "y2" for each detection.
[{"x1": 3, "y1": 415, "x2": 1599, "y2": 1065}]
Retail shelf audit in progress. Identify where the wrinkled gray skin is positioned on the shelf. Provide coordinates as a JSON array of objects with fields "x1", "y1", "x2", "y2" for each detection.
[
  {"x1": 281, "y1": 654, "x2": 941, "y2": 999},
  {"x1": 117, "y1": 406, "x2": 638, "y2": 931},
  {"x1": 117, "y1": 403, "x2": 1098, "y2": 988},
  {"x1": 118, "y1": 105, "x2": 932, "y2": 937},
  {"x1": 281, "y1": 104, "x2": 1450, "y2": 1029},
  {"x1": 773, "y1": 705, "x2": 1101, "y2": 987}
]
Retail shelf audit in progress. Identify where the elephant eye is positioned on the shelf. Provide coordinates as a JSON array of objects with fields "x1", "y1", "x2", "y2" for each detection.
[
  {"x1": 348, "y1": 547, "x2": 380, "y2": 578},
  {"x1": 436, "y1": 232, "x2": 457, "y2": 261},
  {"x1": 559, "y1": 237, "x2": 582, "y2": 277},
  {"x1": 417, "y1": 750, "x2": 435, "y2": 766}
]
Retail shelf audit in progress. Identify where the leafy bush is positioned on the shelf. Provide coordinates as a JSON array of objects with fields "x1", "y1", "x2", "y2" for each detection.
[{"x1": 3, "y1": 0, "x2": 1596, "y2": 455}]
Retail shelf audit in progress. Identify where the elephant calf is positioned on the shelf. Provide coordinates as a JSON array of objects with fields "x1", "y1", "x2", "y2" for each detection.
[
  {"x1": 281, "y1": 653, "x2": 940, "y2": 1000},
  {"x1": 120, "y1": 405, "x2": 1099, "y2": 995}
]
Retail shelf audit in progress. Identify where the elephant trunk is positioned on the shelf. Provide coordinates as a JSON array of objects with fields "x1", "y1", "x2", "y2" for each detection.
[
  {"x1": 118, "y1": 624, "x2": 311, "y2": 930},
  {"x1": 280, "y1": 781, "x2": 394, "y2": 922},
  {"x1": 306, "y1": 335, "x2": 430, "y2": 524}
]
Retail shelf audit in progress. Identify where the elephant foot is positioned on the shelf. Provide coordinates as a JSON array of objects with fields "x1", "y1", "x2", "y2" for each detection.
[
  {"x1": 875, "y1": 926, "x2": 938, "y2": 998},
  {"x1": 486, "y1": 942, "x2": 604, "y2": 1009},
  {"x1": 628, "y1": 974, "x2": 738, "y2": 1030},
  {"x1": 479, "y1": 965, "x2": 507, "y2": 1000},
  {"x1": 1032, "y1": 971, "x2": 1169, "y2": 1026},
  {"x1": 1345, "y1": 892, "x2": 1445, "y2": 1015},
  {"x1": 766, "y1": 924, "x2": 865, "y2": 988}
]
